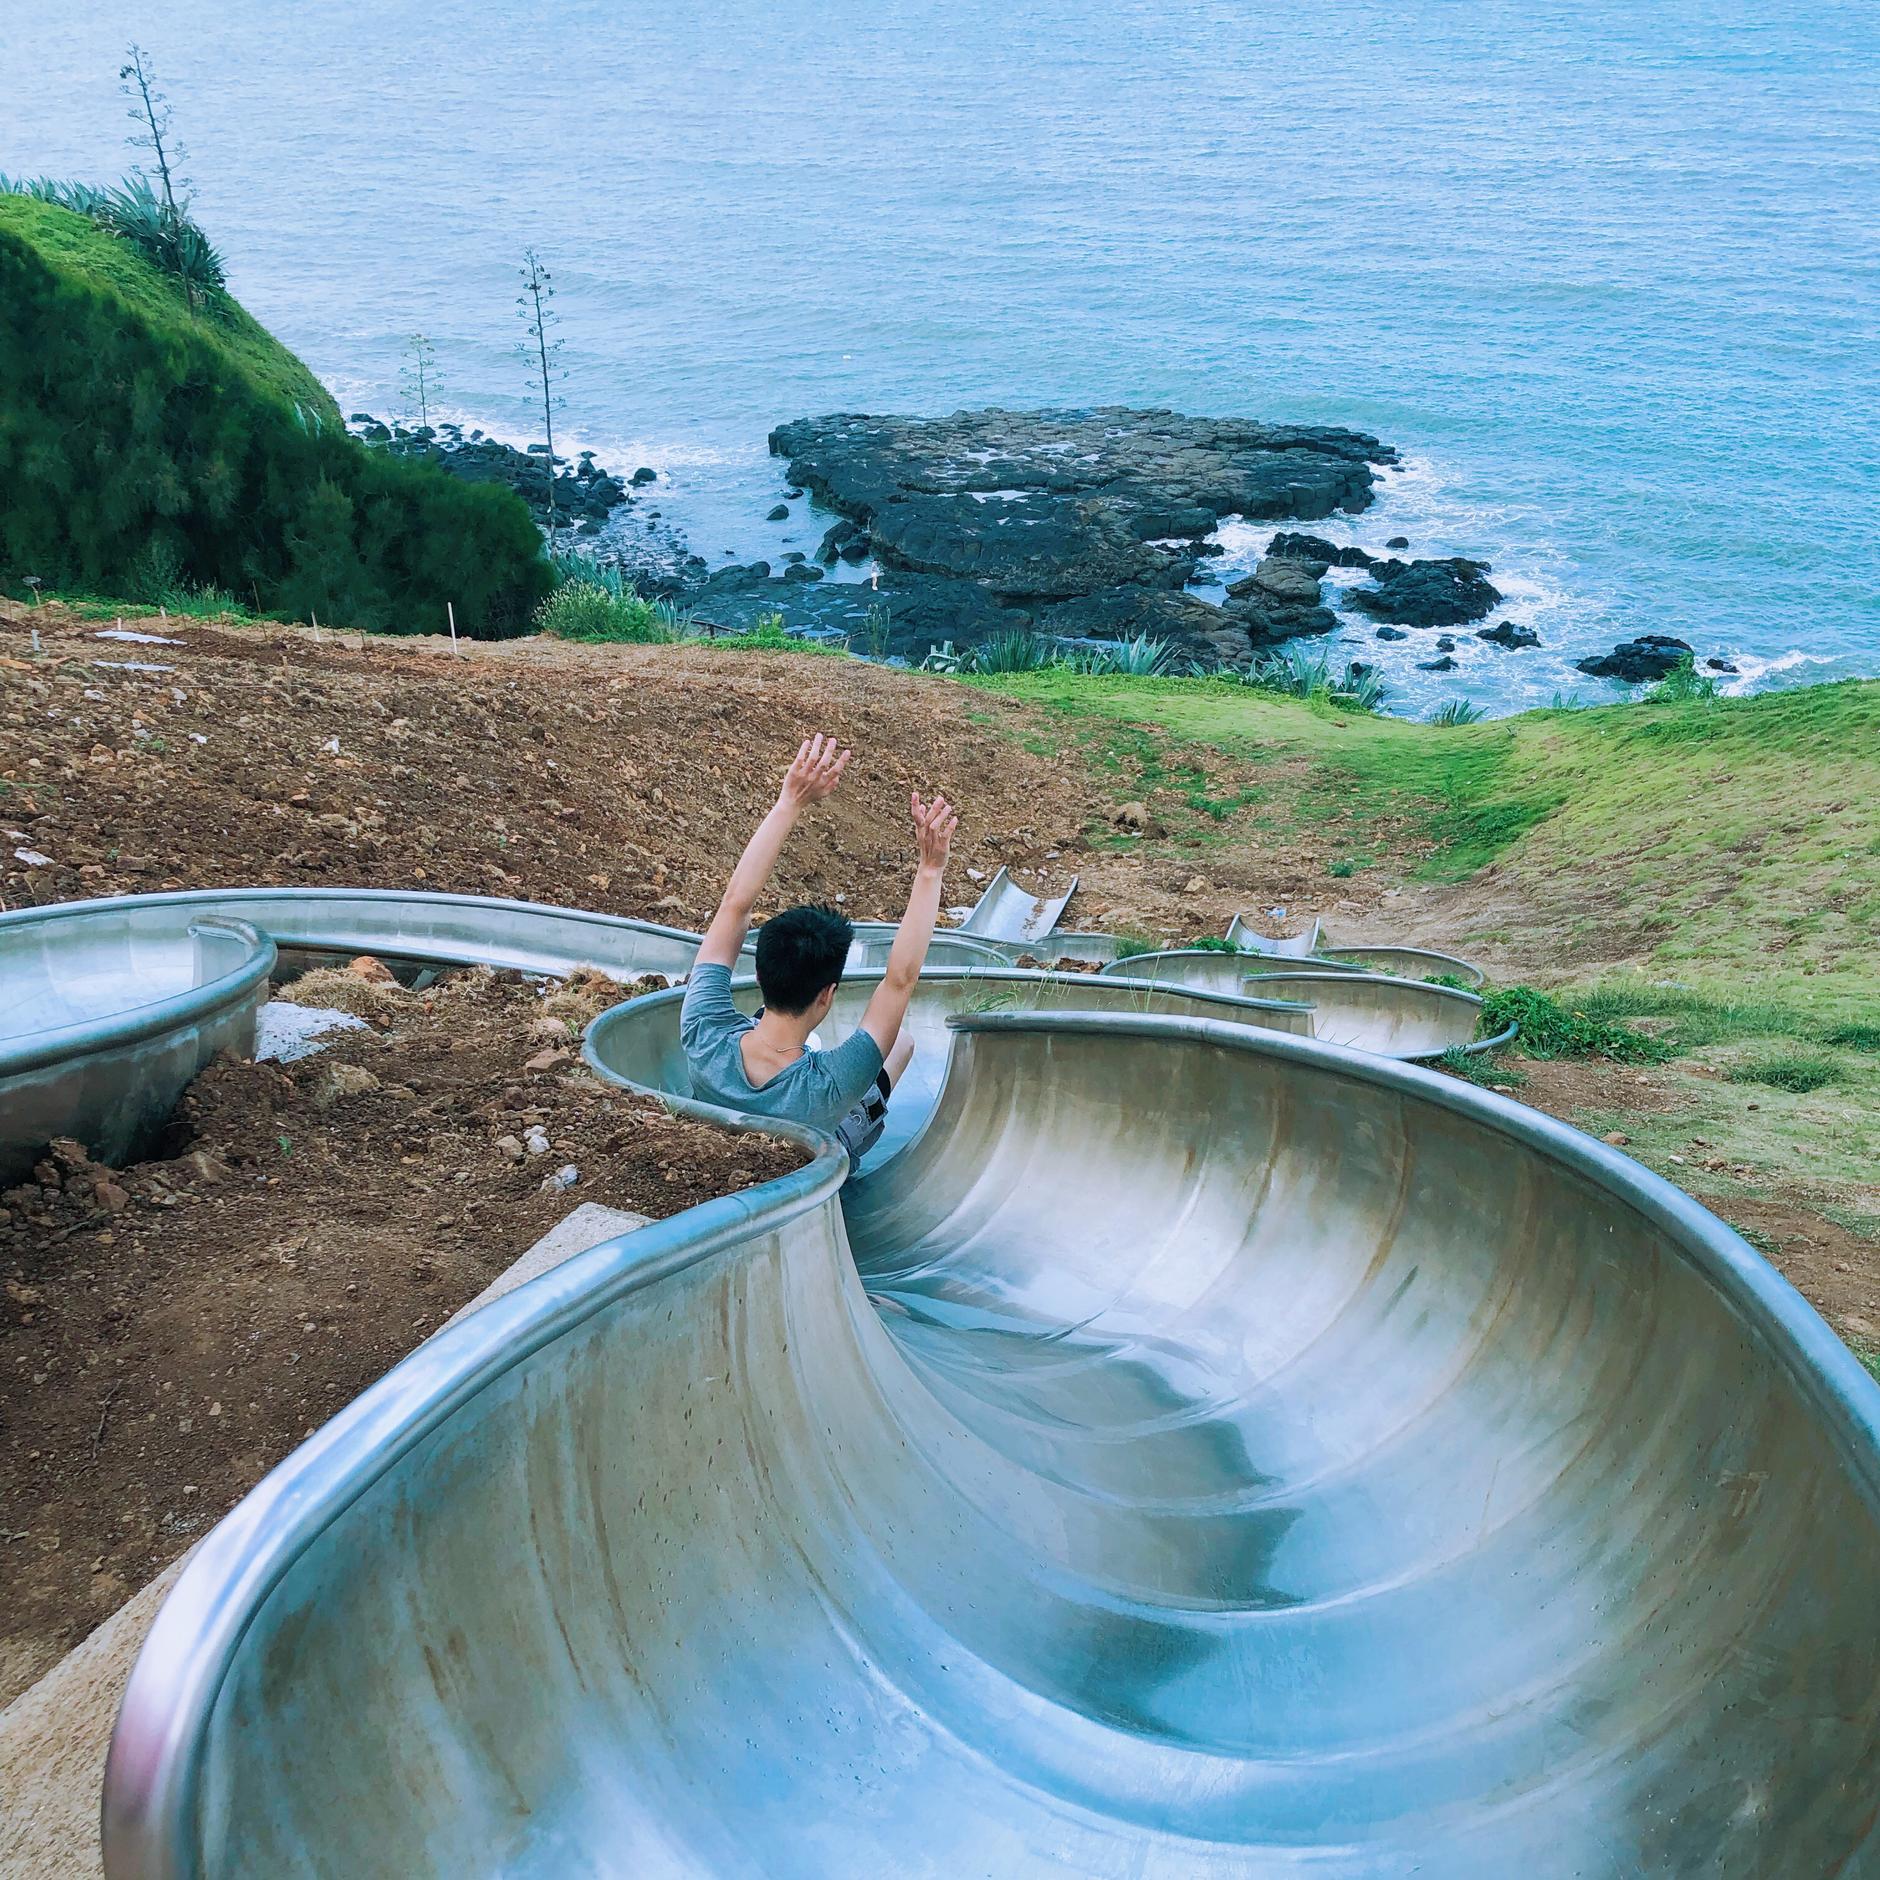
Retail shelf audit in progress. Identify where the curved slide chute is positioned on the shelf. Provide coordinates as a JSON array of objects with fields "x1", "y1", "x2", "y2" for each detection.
[
  {"x1": 101, "y1": 1012, "x2": 1880, "y2": 1875},
  {"x1": 1099, "y1": 951, "x2": 1503, "y2": 1058},
  {"x1": 584, "y1": 966, "x2": 1313, "y2": 1170},
  {"x1": 0, "y1": 904, "x2": 274, "y2": 1183}
]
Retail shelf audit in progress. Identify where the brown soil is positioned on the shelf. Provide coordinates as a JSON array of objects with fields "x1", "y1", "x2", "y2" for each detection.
[
  {"x1": 0, "y1": 603, "x2": 1392, "y2": 941},
  {"x1": 0, "y1": 965, "x2": 804, "y2": 1703}
]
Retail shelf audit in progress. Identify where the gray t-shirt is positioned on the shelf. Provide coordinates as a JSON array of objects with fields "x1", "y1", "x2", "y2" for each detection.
[{"x1": 679, "y1": 963, "x2": 884, "y2": 1127}]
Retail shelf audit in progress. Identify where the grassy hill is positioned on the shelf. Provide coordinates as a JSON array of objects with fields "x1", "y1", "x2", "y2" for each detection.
[
  {"x1": 982, "y1": 669, "x2": 1880, "y2": 1015},
  {"x1": 0, "y1": 194, "x2": 548, "y2": 634}
]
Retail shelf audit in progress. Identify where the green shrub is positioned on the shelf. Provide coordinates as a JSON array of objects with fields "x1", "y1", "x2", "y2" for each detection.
[
  {"x1": 1645, "y1": 656, "x2": 1719, "y2": 704},
  {"x1": 1725, "y1": 1054, "x2": 1839, "y2": 1094},
  {"x1": 1428, "y1": 698, "x2": 1486, "y2": 727},
  {"x1": 1480, "y1": 985, "x2": 1673, "y2": 1062},
  {"x1": 1108, "y1": 932, "x2": 1163, "y2": 961},
  {"x1": 1179, "y1": 935, "x2": 1241, "y2": 953},
  {"x1": 0, "y1": 195, "x2": 550, "y2": 636},
  {"x1": 1328, "y1": 858, "x2": 1357, "y2": 878},
  {"x1": 535, "y1": 581, "x2": 677, "y2": 643}
]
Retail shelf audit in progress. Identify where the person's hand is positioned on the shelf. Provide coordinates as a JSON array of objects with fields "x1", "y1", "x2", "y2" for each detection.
[
  {"x1": 779, "y1": 733, "x2": 851, "y2": 809},
  {"x1": 911, "y1": 791, "x2": 958, "y2": 871}
]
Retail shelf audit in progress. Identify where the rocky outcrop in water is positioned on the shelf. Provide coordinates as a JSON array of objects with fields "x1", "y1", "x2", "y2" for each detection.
[
  {"x1": 1478, "y1": 618, "x2": 1540, "y2": 650},
  {"x1": 1575, "y1": 635, "x2": 1694, "y2": 683},
  {"x1": 1349, "y1": 557, "x2": 1502, "y2": 629},
  {"x1": 697, "y1": 407, "x2": 1399, "y2": 666}
]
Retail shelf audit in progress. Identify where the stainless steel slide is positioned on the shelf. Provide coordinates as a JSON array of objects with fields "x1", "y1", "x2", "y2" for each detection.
[
  {"x1": 103, "y1": 1012, "x2": 1880, "y2": 1875},
  {"x1": 958, "y1": 864, "x2": 1078, "y2": 943},
  {"x1": 584, "y1": 967, "x2": 1314, "y2": 1171},
  {"x1": 0, "y1": 904, "x2": 274, "y2": 1182},
  {"x1": 1099, "y1": 951, "x2": 1506, "y2": 1058}
]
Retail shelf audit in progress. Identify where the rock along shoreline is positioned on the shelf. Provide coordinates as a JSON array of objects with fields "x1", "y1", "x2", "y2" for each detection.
[{"x1": 354, "y1": 405, "x2": 1728, "y2": 683}]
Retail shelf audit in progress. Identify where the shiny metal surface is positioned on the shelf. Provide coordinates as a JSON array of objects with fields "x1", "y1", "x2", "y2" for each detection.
[
  {"x1": 0, "y1": 907, "x2": 274, "y2": 1181},
  {"x1": 1100, "y1": 951, "x2": 1504, "y2": 1059},
  {"x1": 846, "y1": 923, "x2": 1007, "y2": 969},
  {"x1": 1224, "y1": 912, "x2": 1323, "y2": 956},
  {"x1": 967, "y1": 929, "x2": 1130, "y2": 966},
  {"x1": 3, "y1": 886, "x2": 708, "y2": 979},
  {"x1": 1315, "y1": 944, "x2": 1487, "y2": 989},
  {"x1": 104, "y1": 1013, "x2": 1880, "y2": 1876},
  {"x1": 584, "y1": 966, "x2": 1313, "y2": 1172},
  {"x1": 958, "y1": 864, "x2": 1078, "y2": 942}
]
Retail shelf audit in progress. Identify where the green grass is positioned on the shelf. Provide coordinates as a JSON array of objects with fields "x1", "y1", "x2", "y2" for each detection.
[
  {"x1": 0, "y1": 192, "x2": 335, "y2": 423},
  {"x1": 1434, "y1": 1046, "x2": 1528, "y2": 1088},
  {"x1": 970, "y1": 669, "x2": 1880, "y2": 1013},
  {"x1": 701, "y1": 615, "x2": 844, "y2": 657},
  {"x1": 1725, "y1": 1054, "x2": 1841, "y2": 1094},
  {"x1": 1482, "y1": 986, "x2": 1674, "y2": 1063}
]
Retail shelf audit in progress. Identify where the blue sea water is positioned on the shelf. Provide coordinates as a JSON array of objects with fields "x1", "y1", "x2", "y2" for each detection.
[{"x1": 5, "y1": 0, "x2": 1877, "y2": 714}]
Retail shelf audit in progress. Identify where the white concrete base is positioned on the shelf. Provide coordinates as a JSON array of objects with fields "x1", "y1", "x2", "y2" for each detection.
[{"x1": 0, "y1": 1203, "x2": 648, "y2": 1878}]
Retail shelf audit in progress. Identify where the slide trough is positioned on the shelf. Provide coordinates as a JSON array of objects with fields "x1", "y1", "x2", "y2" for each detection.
[
  {"x1": 0, "y1": 903, "x2": 274, "y2": 1183},
  {"x1": 101, "y1": 1012, "x2": 1880, "y2": 1875},
  {"x1": 1099, "y1": 951, "x2": 1506, "y2": 1059},
  {"x1": 584, "y1": 967, "x2": 1313, "y2": 1171}
]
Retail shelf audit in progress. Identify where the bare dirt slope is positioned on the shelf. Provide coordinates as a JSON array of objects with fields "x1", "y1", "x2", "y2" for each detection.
[{"x1": 0, "y1": 604, "x2": 1404, "y2": 941}]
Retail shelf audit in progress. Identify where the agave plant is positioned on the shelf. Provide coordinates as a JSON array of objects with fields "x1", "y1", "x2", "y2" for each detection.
[
  {"x1": 966, "y1": 628, "x2": 1057, "y2": 674},
  {"x1": 5, "y1": 171, "x2": 226, "y2": 300},
  {"x1": 1428, "y1": 697, "x2": 1486, "y2": 726}
]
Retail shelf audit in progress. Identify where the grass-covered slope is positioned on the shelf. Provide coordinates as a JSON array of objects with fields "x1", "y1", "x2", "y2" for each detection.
[
  {"x1": 982, "y1": 670, "x2": 1880, "y2": 1016},
  {"x1": 0, "y1": 195, "x2": 549, "y2": 635}
]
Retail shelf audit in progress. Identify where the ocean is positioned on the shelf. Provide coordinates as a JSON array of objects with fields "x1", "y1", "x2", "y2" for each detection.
[{"x1": 5, "y1": 0, "x2": 1877, "y2": 714}]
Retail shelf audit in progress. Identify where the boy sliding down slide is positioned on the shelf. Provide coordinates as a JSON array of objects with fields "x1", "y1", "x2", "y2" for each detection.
[{"x1": 681, "y1": 733, "x2": 958, "y2": 1169}]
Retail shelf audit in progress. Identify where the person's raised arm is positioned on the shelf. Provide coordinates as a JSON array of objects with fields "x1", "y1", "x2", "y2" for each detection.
[
  {"x1": 694, "y1": 734, "x2": 850, "y2": 969},
  {"x1": 859, "y1": 792, "x2": 958, "y2": 1056}
]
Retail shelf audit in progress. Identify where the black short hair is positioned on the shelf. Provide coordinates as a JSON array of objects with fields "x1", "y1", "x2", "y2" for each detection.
[{"x1": 753, "y1": 904, "x2": 852, "y2": 1014}]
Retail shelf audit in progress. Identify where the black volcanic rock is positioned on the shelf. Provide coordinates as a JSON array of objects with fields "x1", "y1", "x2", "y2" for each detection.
[
  {"x1": 1375, "y1": 626, "x2": 1408, "y2": 642},
  {"x1": 1267, "y1": 531, "x2": 1374, "y2": 569},
  {"x1": 1479, "y1": 619, "x2": 1541, "y2": 650},
  {"x1": 767, "y1": 503, "x2": 791, "y2": 521},
  {"x1": 1575, "y1": 635, "x2": 1694, "y2": 683},
  {"x1": 1386, "y1": 535, "x2": 1410, "y2": 550},
  {"x1": 770, "y1": 408, "x2": 1396, "y2": 602},
  {"x1": 1350, "y1": 557, "x2": 1501, "y2": 628},
  {"x1": 1418, "y1": 655, "x2": 1458, "y2": 672}
]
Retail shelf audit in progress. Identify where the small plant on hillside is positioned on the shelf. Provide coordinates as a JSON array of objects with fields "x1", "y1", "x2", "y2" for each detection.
[
  {"x1": 862, "y1": 602, "x2": 893, "y2": 660},
  {"x1": 5, "y1": 170, "x2": 226, "y2": 299},
  {"x1": 1104, "y1": 634, "x2": 1181, "y2": 677},
  {"x1": 706, "y1": 613, "x2": 842, "y2": 655},
  {"x1": 1179, "y1": 935, "x2": 1241, "y2": 953},
  {"x1": 114, "y1": 47, "x2": 223, "y2": 311},
  {"x1": 1434, "y1": 1046, "x2": 1528, "y2": 1089},
  {"x1": 1645, "y1": 656, "x2": 1719, "y2": 704},
  {"x1": 534, "y1": 582, "x2": 676, "y2": 644},
  {"x1": 1108, "y1": 933, "x2": 1164, "y2": 961},
  {"x1": 1328, "y1": 858, "x2": 1357, "y2": 878},
  {"x1": 1824, "y1": 1023, "x2": 1880, "y2": 1053},
  {"x1": 548, "y1": 549, "x2": 632, "y2": 597},
  {"x1": 399, "y1": 332, "x2": 442, "y2": 430},
  {"x1": 1425, "y1": 972, "x2": 1474, "y2": 990},
  {"x1": 516, "y1": 248, "x2": 566, "y2": 552},
  {"x1": 967, "y1": 628, "x2": 1056, "y2": 673},
  {"x1": 1725, "y1": 1054, "x2": 1839, "y2": 1094},
  {"x1": 1480, "y1": 986, "x2": 1673, "y2": 1063},
  {"x1": 1240, "y1": 644, "x2": 1383, "y2": 712},
  {"x1": 1428, "y1": 698, "x2": 1486, "y2": 727}
]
